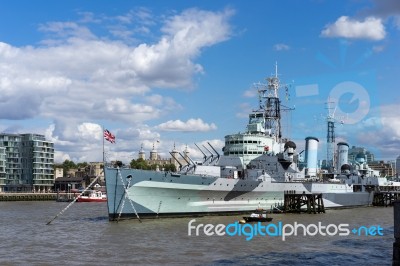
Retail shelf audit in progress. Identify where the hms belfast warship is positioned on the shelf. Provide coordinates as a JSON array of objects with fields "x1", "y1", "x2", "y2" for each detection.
[{"x1": 104, "y1": 65, "x2": 382, "y2": 220}]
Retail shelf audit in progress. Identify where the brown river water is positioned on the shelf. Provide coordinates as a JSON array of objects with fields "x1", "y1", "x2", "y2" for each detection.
[{"x1": 0, "y1": 201, "x2": 394, "y2": 265}]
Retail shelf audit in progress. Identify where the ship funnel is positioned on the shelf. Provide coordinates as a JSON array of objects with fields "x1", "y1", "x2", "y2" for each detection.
[
  {"x1": 305, "y1": 137, "x2": 319, "y2": 177},
  {"x1": 336, "y1": 142, "x2": 349, "y2": 172}
]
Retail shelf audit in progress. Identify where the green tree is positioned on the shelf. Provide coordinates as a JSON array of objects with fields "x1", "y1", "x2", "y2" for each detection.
[
  {"x1": 130, "y1": 158, "x2": 149, "y2": 170},
  {"x1": 164, "y1": 164, "x2": 177, "y2": 172},
  {"x1": 129, "y1": 159, "x2": 176, "y2": 172},
  {"x1": 54, "y1": 160, "x2": 94, "y2": 177},
  {"x1": 62, "y1": 159, "x2": 76, "y2": 173},
  {"x1": 77, "y1": 162, "x2": 88, "y2": 170}
]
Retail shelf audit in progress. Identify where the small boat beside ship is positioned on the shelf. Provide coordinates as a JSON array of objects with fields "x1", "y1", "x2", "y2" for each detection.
[
  {"x1": 241, "y1": 209, "x2": 273, "y2": 223},
  {"x1": 76, "y1": 190, "x2": 107, "y2": 202}
]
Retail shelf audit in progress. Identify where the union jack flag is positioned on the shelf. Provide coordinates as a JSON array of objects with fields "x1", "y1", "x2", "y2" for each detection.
[{"x1": 104, "y1": 129, "x2": 115, "y2": 144}]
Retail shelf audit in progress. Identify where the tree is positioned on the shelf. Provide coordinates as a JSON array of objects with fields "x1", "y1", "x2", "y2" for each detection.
[
  {"x1": 53, "y1": 160, "x2": 92, "y2": 177},
  {"x1": 76, "y1": 162, "x2": 88, "y2": 170},
  {"x1": 164, "y1": 164, "x2": 177, "y2": 172},
  {"x1": 130, "y1": 158, "x2": 149, "y2": 170},
  {"x1": 62, "y1": 159, "x2": 76, "y2": 173},
  {"x1": 129, "y1": 159, "x2": 176, "y2": 172}
]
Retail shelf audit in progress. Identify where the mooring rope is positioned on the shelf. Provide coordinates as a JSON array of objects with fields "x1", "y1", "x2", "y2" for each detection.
[
  {"x1": 46, "y1": 174, "x2": 101, "y2": 225},
  {"x1": 117, "y1": 175, "x2": 131, "y2": 222},
  {"x1": 116, "y1": 167, "x2": 141, "y2": 222},
  {"x1": 157, "y1": 201, "x2": 162, "y2": 218}
]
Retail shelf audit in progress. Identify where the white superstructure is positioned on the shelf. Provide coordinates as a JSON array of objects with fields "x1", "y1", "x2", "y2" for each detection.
[{"x1": 104, "y1": 64, "x2": 387, "y2": 220}]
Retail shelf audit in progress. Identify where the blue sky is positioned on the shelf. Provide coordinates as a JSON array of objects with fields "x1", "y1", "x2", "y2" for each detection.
[{"x1": 0, "y1": 0, "x2": 399, "y2": 163}]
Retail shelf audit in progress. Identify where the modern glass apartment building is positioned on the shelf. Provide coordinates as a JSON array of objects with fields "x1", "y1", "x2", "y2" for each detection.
[
  {"x1": 0, "y1": 133, "x2": 54, "y2": 192},
  {"x1": 0, "y1": 146, "x2": 6, "y2": 192}
]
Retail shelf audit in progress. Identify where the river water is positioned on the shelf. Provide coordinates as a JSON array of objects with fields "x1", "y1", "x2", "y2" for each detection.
[{"x1": 0, "y1": 201, "x2": 394, "y2": 265}]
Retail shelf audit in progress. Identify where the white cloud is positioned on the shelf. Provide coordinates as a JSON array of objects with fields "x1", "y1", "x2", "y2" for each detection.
[
  {"x1": 124, "y1": 8, "x2": 234, "y2": 88},
  {"x1": 46, "y1": 121, "x2": 164, "y2": 163},
  {"x1": 157, "y1": 118, "x2": 217, "y2": 132},
  {"x1": 0, "y1": 7, "x2": 233, "y2": 121},
  {"x1": 343, "y1": 104, "x2": 400, "y2": 160},
  {"x1": 0, "y1": 8, "x2": 234, "y2": 162},
  {"x1": 236, "y1": 103, "x2": 252, "y2": 119},
  {"x1": 77, "y1": 123, "x2": 102, "y2": 141},
  {"x1": 380, "y1": 105, "x2": 400, "y2": 140},
  {"x1": 243, "y1": 89, "x2": 257, "y2": 98},
  {"x1": 273, "y1": 43, "x2": 290, "y2": 51},
  {"x1": 321, "y1": 16, "x2": 386, "y2": 40}
]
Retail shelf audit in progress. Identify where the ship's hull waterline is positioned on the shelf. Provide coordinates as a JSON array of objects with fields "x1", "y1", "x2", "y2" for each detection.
[{"x1": 105, "y1": 168, "x2": 372, "y2": 220}]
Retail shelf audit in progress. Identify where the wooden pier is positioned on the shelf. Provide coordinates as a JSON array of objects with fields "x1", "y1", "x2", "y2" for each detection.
[
  {"x1": 373, "y1": 191, "x2": 400, "y2": 207},
  {"x1": 284, "y1": 190, "x2": 325, "y2": 214},
  {"x1": 0, "y1": 192, "x2": 76, "y2": 202}
]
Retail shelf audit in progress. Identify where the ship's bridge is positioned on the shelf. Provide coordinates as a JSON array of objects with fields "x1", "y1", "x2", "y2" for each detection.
[
  {"x1": 223, "y1": 133, "x2": 276, "y2": 166},
  {"x1": 247, "y1": 113, "x2": 266, "y2": 134}
]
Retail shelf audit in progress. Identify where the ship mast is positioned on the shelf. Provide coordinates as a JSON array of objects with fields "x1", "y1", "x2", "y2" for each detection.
[{"x1": 254, "y1": 62, "x2": 288, "y2": 143}]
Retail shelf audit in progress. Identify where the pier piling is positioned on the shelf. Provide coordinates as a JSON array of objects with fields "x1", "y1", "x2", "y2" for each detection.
[
  {"x1": 283, "y1": 191, "x2": 325, "y2": 214},
  {"x1": 374, "y1": 192, "x2": 400, "y2": 207},
  {"x1": 393, "y1": 200, "x2": 400, "y2": 265}
]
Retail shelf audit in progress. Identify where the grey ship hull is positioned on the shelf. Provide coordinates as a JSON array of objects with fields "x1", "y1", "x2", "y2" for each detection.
[{"x1": 105, "y1": 167, "x2": 373, "y2": 220}]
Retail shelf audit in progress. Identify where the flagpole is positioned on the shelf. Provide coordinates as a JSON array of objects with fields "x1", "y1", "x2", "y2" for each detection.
[{"x1": 102, "y1": 125, "x2": 105, "y2": 165}]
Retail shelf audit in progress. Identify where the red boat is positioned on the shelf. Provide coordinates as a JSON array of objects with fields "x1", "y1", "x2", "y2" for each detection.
[{"x1": 77, "y1": 190, "x2": 107, "y2": 202}]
